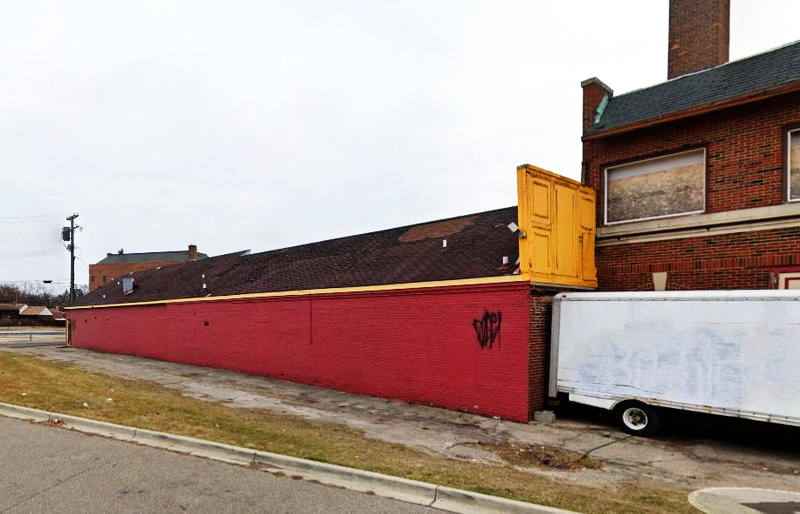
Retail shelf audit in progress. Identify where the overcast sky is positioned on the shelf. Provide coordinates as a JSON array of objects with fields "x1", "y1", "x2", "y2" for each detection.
[{"x1": 2, "y1": 1, "x2": 799, "y2": 292}]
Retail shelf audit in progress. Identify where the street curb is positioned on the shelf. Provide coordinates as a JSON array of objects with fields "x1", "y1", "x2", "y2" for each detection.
[{"x1": 0, "y1": 402, "x2": 573, "y2": 514}]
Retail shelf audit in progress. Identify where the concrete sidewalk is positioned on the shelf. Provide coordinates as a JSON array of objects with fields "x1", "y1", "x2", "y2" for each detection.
[{"x1": 4, "y1": 344, "x2": 799, "y2": 506}]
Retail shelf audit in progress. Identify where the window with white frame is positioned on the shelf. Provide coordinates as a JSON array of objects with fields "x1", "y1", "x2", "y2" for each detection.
[
  {"x1": 605, "y1": 149, "x2": 705, "y2": 224},
  {"x1": 788, "y1": 129, "x2": 800, "y2": 201},
  {"x1": 778, "y1": 272, "x2": 800, "y2": 289}
]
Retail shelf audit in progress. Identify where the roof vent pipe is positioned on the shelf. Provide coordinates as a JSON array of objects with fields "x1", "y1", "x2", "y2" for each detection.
[{"x1": 442, "y1": 239, "x2": 447, "y2": 248}]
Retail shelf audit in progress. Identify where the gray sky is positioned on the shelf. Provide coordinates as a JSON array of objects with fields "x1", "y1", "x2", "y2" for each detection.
[{"x1": 2, "y1": 0, "x2": 799, "y2": 293}]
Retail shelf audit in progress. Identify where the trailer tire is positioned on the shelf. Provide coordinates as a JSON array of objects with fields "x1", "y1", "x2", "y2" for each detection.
[{"x1": 614, "y1": 401, "x2": 662, "y2": 436}]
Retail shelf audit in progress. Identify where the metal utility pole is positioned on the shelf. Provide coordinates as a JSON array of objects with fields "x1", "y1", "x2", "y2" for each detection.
[{"x1": 64, "y1": 214, "x2": 80, "y2": 302}]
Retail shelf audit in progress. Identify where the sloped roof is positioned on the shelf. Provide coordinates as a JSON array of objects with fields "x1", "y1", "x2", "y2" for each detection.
[
  {"x1": 19, "y1": 306, "x2": 52, "y2": 316},
  {"x1": 587, "y1": 40, "x2": 800, "y2": 135},
  {"x1": 73, "y1": 206, "x2": 520, "y2": 306},
  {"x1": 96, "y1": 250, "x2": 208, "y2": 264}
]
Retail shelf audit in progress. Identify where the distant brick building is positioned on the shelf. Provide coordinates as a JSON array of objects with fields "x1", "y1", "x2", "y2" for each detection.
[
  {"x1": 89, "y1": 245, "x2": 207, "y2": 291},
  {"x1": 582, "y1": 0, "x2": 800, "y2": 291}
]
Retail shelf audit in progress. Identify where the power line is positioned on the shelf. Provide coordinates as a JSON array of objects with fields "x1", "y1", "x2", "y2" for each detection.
[
  {"x1": 0, "y1": 215, "x2": 57, "y2": 220},
  {"x1": 0, "y1": 279, "x2": 69, "y2": 284},
  {"x1": 0, "y1": 216, "x2": 59, "y2": 225},
  {"x1": 0, "y1": 248, "x2": 62, "y2": 260}
]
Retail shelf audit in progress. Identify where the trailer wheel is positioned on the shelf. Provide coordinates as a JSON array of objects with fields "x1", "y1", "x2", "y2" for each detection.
[{"x1": 614, "y1": 401, "x2": 662, "y2": 436}]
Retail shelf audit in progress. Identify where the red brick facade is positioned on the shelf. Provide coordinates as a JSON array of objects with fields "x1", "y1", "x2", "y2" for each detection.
[
  {"x1": 597, "y1": 228, "x2": 800, "y2": 291},
  {"x1": 584, "y1": 92, "x2": 800, "y2": 218},
  {"x1": 89, "y1": 260, "x2": 186, "y2": 291},
  {"x1": 584, "y1": 91, "x2": 800, "y2": 291}
]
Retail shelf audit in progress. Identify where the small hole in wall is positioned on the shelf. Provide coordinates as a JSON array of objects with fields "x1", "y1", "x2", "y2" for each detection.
[{"x1": 204, "y1": 321, "x2": 209, "y2": 326}]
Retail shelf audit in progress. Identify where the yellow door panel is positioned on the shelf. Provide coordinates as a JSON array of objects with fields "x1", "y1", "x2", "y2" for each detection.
[
  {"x1": 554, "y1": 185, "x2": 577, "y2": 278},
  {"x1": 579, "y1": 194, "x2": 595, "y2": 230},
  {"x1": 531, "y1": 229, "x2": 552, "y2": 275},
  {"x1": 531, "y1": 179, "x2": 552, "y2": 227},
  {"x1": 516, "y1": 164, "x2": 597, "y2": 289}
]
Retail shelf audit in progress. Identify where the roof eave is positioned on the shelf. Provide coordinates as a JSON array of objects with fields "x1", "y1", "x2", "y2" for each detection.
[{"x1": 583, "y1": 80, "x2": 800, "y2": 141}]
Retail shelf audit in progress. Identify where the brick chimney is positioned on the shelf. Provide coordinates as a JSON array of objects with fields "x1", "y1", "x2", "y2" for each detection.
[
  {"x1": 668, "y1": 0, "x2": 730, "y2": 79},
  {"x1": 188, "y1": 244, "x2": 198, "y2": 261},
  {"x1": 581, "y1": 77, "x2": 613, "y2": 133}
]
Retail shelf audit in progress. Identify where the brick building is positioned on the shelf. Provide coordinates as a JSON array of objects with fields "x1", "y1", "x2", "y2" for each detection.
[
  {"x1": 582, "y1": 0, "x2": 800, "y2": 291},
  {"x1": 89, "y1": 245, "x2": 207, "y2": 291},
  {"x1": 66, "y1": 168, "x2": 594, "y2": 422},
  {"x1": 64, "y1": 0, "x2": 800, "y2": 423}
]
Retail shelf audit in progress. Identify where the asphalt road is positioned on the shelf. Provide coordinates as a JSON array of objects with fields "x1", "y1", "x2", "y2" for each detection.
[{"x1": 0, "y1": 416, "x2": 437, "y2": 513}]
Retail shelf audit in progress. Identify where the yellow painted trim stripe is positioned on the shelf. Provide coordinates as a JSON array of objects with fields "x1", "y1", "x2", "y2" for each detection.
[{"x1": 64, "y1": 274, "x2": 531, "y2": 310}]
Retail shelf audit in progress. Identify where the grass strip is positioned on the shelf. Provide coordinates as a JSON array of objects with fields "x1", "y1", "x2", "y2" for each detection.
[{"x1": 0, "y1": 351, "x2": 694, "y2": 513}]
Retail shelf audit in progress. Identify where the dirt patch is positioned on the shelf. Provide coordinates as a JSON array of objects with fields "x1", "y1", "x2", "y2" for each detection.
[{"x1": 479, "y1": 440, "x2": 602, "y2": 470}]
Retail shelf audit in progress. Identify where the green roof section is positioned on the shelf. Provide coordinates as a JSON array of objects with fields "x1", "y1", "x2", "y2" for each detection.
[{"x1": 97, "y1": 250, "x2": 208, "y2": 264}]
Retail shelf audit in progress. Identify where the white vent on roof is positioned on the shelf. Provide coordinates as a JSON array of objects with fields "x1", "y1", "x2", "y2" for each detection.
[
  {"x1": 202, "y1": 283, "x2": 207, "y2": 289},
  {"x1": 502, "y1": 256, "x2": 509, "y2": 265},
  {"x1": 442, "y1": 239, "x2": 447, "y2": 248}
]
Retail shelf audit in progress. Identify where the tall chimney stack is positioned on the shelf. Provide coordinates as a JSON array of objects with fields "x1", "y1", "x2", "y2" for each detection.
[
  {"x1": 668, "y1": 0, "x2": 730, "y2": 79},
  {"x1": 188, "y1": 244, "x2": 198, "y2": 261}
]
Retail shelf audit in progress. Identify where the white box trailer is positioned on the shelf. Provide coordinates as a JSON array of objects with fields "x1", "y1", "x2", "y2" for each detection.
[{"x1": 549, "y1": 290, "x2": 800, "y2": 435}]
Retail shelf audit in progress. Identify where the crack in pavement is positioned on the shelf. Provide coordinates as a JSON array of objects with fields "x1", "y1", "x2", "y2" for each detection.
[
  {"x1": 573, "y1": 435, "x2": 634, "y2": 463},
  {"x1": 1, "y1": 463, "x2": 108, "y2": 513},
  {"x1": 444, "y1": 441, "x2": 482, "y2": 450}
]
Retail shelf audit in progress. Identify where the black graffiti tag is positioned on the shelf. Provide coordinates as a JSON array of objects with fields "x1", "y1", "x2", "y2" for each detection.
[{"x1": 472, "y1": 311, "x2": 502, "y2": 349}]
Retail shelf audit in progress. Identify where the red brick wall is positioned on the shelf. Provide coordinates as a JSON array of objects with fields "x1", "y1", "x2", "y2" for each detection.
[
  {"x1": 89, "y1": 261, "x2": 185, "y2": 291},
  {"x1": 528, "y1": 293, "x2": 554, "y2": 417},
  {"x1": 68, "y1": 282, "x2": 535, "y2": 421},
  {"x1": 598, "y1": 227, "x2": 800, "y2": 290},
  {"x1": 584, "y1": 92, "x2": 800, "y2": 291}
]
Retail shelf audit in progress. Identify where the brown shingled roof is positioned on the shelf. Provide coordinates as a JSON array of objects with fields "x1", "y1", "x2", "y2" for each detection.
[{"x1": 73, "y1": 206, "x2": 520, "y2": 306}]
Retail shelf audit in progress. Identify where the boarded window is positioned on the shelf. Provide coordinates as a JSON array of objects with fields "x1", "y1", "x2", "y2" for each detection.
[
  {"x1": 605, "y1": 149, "x2": 705, "y2": 224},
  {"x1": 789, "y1": 130, "x2": 800, "y2": 201}
]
